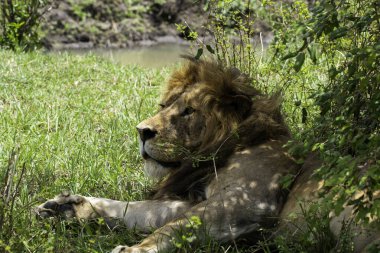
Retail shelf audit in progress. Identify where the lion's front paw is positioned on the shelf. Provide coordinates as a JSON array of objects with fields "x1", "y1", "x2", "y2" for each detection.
[
  {"x1": 111, "y1": 245, "x2": 152, "y2": 253},
  {"x1": 35, "y1": 192, "x2": 88, "y2": 219}
]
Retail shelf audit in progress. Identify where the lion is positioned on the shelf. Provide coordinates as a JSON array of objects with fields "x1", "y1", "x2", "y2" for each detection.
[{"x1": 36, "y1": 58, "x2": 378, "y2": 252}]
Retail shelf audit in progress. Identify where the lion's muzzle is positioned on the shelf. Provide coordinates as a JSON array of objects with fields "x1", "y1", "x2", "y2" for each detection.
[{"x1": 136, "y1": 122, "x2": 157, "y2": 142}]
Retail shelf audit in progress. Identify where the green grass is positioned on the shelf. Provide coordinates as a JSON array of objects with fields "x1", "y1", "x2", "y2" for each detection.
[{"x1": 0, "y1": 50, "x2": 171, "y2": 252}]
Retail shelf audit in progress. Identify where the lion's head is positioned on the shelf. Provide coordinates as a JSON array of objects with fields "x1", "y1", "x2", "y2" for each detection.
[{"x1": 136, "y1": 58, "x2": 289, "y2": 198}]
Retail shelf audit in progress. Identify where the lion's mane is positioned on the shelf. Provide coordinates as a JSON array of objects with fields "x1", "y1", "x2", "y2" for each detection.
[{"x1": 152, "y1": 58, "x2": 289, "y2": 201}]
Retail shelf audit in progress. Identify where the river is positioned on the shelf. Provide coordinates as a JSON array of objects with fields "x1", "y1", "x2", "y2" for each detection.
[{"x1": 65, "y1": 43, "x2": 190, "y2": 68}]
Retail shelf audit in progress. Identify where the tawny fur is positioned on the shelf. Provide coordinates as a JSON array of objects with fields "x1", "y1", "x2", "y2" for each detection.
[{"x1": 154, "y1": 58, "x2": 289, "y2": 200}]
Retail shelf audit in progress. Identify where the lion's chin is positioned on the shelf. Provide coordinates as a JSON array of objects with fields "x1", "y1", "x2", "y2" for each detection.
[{"x1": 143, "y1": 158, "x2": 177, "y2": 180}]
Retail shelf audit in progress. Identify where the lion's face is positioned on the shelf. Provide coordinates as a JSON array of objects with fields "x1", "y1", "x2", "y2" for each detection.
[
  {"x1": 136, "y1": 84, "x2": 207, "y2": 179},
  {"x1": 136, "y1": 60, "x2": 256, "y2": 179}
]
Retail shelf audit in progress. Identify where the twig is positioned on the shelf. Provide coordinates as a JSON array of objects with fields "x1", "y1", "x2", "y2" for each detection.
[
  {"x1": 259, "y1": 32, "x2": 264, "y2": 64},
  {"x1": 8, "y1": 162, "x2": 26, "y2": 232}
]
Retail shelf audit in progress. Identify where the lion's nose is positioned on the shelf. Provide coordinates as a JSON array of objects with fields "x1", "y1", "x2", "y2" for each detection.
[{"x1": 136, "y1": 123, "x2": 157, "y2": 142}]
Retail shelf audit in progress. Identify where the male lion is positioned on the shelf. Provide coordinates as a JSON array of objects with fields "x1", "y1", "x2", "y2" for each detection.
[{"x1": 37, "y1": 58, "x2": 323, "y2": 252}]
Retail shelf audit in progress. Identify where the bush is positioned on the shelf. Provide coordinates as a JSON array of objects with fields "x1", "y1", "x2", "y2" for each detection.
[
  {"x1": 280, "y1": 0, "x2": 380, "y2": 224},
  {"x1": 0, "y1": 0, "x2": 55, "y2": 51}
]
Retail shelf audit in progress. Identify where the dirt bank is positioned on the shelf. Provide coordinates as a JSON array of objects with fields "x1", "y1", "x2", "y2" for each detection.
[
  {"x1": 41, "y1": 0, "x2": 207, "y2": 49},
  {"x1": 41, "y1": 0, "x2": 274, "y2": 50}
]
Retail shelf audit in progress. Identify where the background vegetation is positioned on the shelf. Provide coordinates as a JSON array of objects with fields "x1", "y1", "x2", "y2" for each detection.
[
  {"x1": 0, "y1": 0, "x2": 54, "y2": 51},
  {"x1": 0, "y1": 0, "x2": 379, "y2": 252}
]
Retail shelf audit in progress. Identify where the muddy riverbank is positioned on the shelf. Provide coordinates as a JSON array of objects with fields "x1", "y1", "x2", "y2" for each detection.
[
  {"x1": 41, "y1": 0, "x2": 206, "y2": 49},
  {"x1": 41, "y1": 0, "x2": 272, "y2": 50}
]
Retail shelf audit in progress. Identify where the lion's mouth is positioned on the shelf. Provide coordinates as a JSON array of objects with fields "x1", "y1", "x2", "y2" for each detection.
[{"x1": 142, "y1": 151, "x2": 181, "y2": 168}]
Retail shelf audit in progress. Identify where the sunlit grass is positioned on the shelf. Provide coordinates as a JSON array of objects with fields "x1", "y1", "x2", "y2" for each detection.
[{"x1": 0, "y1": 50, "x2": 171, "y2": 252}]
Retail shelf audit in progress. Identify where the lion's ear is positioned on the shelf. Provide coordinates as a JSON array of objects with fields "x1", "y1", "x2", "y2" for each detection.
[{"x1": 223, "y1": 95, "x2": 252, "y2": 118}]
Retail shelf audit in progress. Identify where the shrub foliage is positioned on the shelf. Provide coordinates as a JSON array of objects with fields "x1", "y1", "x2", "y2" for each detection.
[
  {"x1": 282, "y1": 0, "x2": 380, "y2": 224},
  {"x1": 0, "y1": 0, "x2": 55, "y2": 51}
]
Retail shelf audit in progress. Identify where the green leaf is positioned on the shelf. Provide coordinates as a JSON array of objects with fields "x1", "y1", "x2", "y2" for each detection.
[
  {"x1": 279, "y1": 174, "x2": 296, "y2": 189},
  {"x1": 206, "y1": 44, "x2": 215, "y2": 54},
  {"x1": 175, "y1": 23, "x2": 186, "y2": 33},
  {"x1": 194, "y1": 48, "x2": 203, "y2": 60},
  {"x1": 307, "y1": 44, "x2": 317, "y2": 64},
  {"x1": 203, "y1": 1, "x2": 209, "y2": 11},
  {"x1": 328, "y1": 67, "x2": 339, "y2": 79},
  {"x1": 302, "y1": 107, "x2": 308, "y2": 123},
  {"x1": 281, "y1": 51, "x2": 298, "y2": 60},
  {"x1": 329, "y1": 27, "x2": 348, "y2": 40},
  {"x1": 294, "y1": 52, "x2": 305, "y2": 72}
]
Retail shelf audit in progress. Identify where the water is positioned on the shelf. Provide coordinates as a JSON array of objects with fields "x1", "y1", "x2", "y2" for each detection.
[{"x1": 68, "y1": 44, "x2": 190, "y2": 68}]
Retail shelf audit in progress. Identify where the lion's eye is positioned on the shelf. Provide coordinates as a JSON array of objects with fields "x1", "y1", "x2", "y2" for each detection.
[
  {"x1": 158, "y1": 103, "x2": 166, "y2": 109},
  {"x1": 181, "y1": 106, "x2": 195, "y2": 116}
]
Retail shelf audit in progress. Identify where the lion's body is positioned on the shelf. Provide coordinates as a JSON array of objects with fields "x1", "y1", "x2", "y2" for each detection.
[
  {"x1": 37, "y1": 59, "x2": 378, "y2": 252},
  {"x1": 280, "y1": 155, "x2": 380, "y2": 253}
]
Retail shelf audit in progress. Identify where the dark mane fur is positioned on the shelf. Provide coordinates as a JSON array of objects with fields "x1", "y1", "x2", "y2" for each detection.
[{"x1": 152, "y1": 58, "x2": 289, "y2": 201}]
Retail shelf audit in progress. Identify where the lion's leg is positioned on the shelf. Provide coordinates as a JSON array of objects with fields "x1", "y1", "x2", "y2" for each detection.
[
  {"x1": 112, "y1": 191, "x2": 277, "y2": 253},
  {"x1": 36, "y1": 193, "x2": 190, "y2": 231}
]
